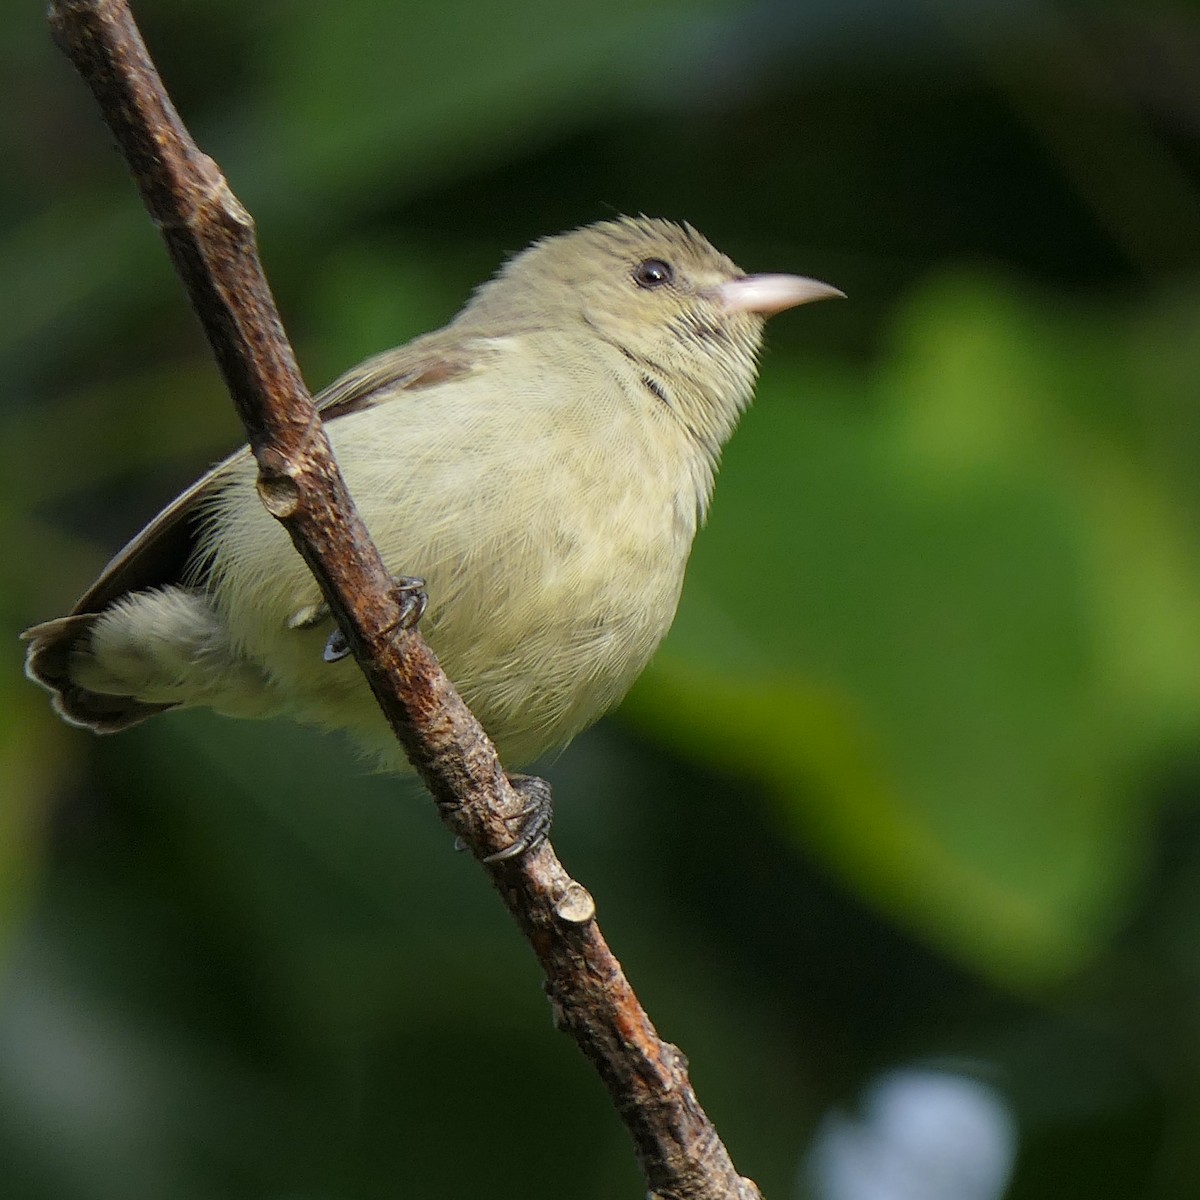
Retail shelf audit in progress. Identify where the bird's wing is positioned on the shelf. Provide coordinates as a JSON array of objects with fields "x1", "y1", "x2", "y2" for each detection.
[{"x1": 69, "y1": 336, "x2": 479, "y2": 615}]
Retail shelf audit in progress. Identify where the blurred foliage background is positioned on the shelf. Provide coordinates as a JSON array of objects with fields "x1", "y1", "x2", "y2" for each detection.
[{"x1": 2, "y1": 0, "x2": 1200, "y2": 1197}]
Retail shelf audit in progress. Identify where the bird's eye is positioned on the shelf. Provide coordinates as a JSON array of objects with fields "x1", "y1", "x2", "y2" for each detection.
[{"x1": 633, "y1": 258, "x2": 674, "y2": 289}]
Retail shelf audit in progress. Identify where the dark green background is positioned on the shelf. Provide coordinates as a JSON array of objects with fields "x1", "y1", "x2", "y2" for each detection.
[{"x1": 3, "y1": 1, "x2": 1200, "y2": 1197}]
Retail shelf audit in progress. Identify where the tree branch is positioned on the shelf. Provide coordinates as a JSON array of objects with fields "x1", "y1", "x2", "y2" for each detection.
[{"x1": 46, "y1": 3, "x2": 763, "y2": 1197}]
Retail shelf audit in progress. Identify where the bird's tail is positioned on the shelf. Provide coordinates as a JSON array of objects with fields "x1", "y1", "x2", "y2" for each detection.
[{"x1": 22, "y1": 613, "x2": 178, "y2": 733}]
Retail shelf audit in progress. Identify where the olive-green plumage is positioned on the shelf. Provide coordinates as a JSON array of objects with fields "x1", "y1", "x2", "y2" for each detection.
[{"x1": 23, "y1": 217, "x2": 839, "y2": 769}]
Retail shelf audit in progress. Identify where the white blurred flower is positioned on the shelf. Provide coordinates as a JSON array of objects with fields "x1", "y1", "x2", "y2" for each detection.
[{"x1": 803, "y1": 1067, "x2": 1017, "y2": 1200}]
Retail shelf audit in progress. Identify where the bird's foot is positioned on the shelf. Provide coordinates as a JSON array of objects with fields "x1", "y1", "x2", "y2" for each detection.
[
  {"x1": 385, "y1": 575, "x2": 429, "y2": 633},
  {"x1": 322, "y1": 629, "x2": 351, "y2": 663},
  {"x1": 481, "y1": 773, "x2": 555, "y2": 863},
  {"x1": 321, "y1": 575, "x2": 428, "y2": 663}
]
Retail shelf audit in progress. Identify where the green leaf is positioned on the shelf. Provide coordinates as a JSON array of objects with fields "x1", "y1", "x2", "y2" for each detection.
[{"x1": 626, "y1": 274, "x2": 1200, "y2": 989}]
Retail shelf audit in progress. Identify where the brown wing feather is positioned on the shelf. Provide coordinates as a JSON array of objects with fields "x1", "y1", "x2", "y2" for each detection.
[
  {"x1": 67, "y1": 336, "x2": 477, "y2": 617},
  {"x1": 316, "y1": 337, "x2": 476, "y2": 421},
  {"x1": 23, "y1": 336, "x2": 478, "y2": 732},
  {"x1": 71, "y1": 454, "x2": 242, "y2": 615}
]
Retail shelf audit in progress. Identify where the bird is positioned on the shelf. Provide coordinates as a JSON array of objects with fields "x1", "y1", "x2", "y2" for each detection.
[{"x1": 23, "y1": 216, "x2": 841, "y2": 775}]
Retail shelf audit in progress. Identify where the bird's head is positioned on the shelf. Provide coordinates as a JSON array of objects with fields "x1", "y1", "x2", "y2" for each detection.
[{"x1": 460, "y1": 216, "x2": 842, "y2": 454}]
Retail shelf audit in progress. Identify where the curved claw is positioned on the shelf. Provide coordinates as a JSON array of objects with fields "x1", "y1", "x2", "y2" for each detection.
[
  {"x1": 321, "y1": 575, "x2": 429, "y2": 665},
  {"x1": 390, "y1": 576, "x2": 428, "y2": 631},
  {"x1": 323, "y1": 627, "x2": 351, "y2": 662},
  {"x1": 482, "y1": 774, "x2": 554, "y2": 863}
]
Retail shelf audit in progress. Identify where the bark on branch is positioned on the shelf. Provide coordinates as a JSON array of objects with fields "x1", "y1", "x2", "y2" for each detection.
[{"x1": 46, "y1": 3, "x2": 764, "y2": 1197}]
